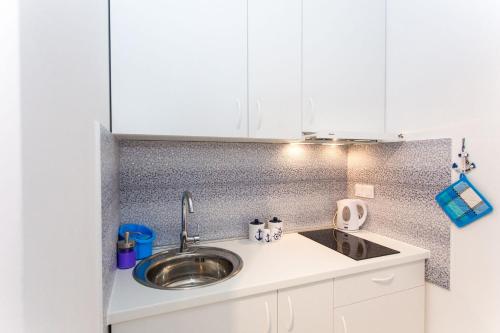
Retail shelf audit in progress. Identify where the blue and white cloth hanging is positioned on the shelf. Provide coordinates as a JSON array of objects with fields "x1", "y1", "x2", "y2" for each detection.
[
  {"x1": 435, "y1": 138, "x2": 493, "y2": 227},
  {"x1": 436, "y1": 173, "x2": 493, "y2": 227}
]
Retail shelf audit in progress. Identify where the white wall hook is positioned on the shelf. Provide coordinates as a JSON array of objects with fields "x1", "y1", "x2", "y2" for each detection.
[{"x1": 452, "y1": 138, "x2": 476, "y2": 175}]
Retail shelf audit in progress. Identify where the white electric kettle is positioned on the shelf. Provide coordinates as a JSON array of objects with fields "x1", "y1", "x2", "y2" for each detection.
[{"x1": 335, "y1": 199, "x2": 368, "y2": 232}]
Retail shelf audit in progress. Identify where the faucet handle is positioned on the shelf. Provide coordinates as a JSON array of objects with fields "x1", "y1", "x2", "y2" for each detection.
[{"x1": 193, "y1": 224, "x2": 201, "y2": 243}]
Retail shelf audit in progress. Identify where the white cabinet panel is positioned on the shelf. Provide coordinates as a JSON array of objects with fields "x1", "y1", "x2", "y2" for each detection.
[
  {"x1": 278, "y1": 280, "x2": 334, "y2": 333},
  {"x1": 248, "y1": 0, "x2": 302, "y2": 139},
  {"x1": 334, "y1": 286, "x2": 425, "y2": 333},
  {"x1": 302, "y1": 0, "x2": 386, "y2": 134},
  {"x1": 113, "y1": 292, "x2": 277, "y2": 333},
  {"x1": 334, "y1": 261, "x2": 425, "y2": 307},
  {"x1": 111, "y1": 0, "x2": 247, "y2": 137},
  {"x1": 111, "y1": 0, "x2": 386, "y2": 139}
]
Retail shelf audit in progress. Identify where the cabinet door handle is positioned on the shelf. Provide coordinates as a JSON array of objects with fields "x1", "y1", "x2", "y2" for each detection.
[
  {"x1": 264, "y1": 301, "x2": 271, "y2": 333},
  {"x1": 287, "y1": 296, "x2": 294, "y2": 332},
  {"x1": 371, "y1": 274, "x2": 395, "y2": 283},
  {"x1": 308, "y1": 97, "x2": 315, "y2": 125},
  {"x1": 341, "y1": 316, "x2": 348, "y2": 333},
  {"x1": 257, "y1": 100, "x2": 263, "y2": 130},
  {"x1": 236, "y1": 99, "x2": 242, "y2": 130}
]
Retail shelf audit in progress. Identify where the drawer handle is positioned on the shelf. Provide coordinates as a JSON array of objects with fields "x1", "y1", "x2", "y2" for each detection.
[
  {"x1": 371, "y1": 274, "x2": 395, "y2": 283},
  {"x1": 257, "y1": 100, "x2": 263, "y2": 131},
  {"x1": 341, "y1": 316, "x2": 348, "y2": 333},
  {"x1": 265, "y1": 301, "x2": 271, "y2": 333},
  {"x1": 236, "y1": 99, "x2": 242, "y2": 130},
  {"x1": 308, "y1": 97, "x2": 315, "y2": 125},
  {"x1": 287, "y1": 296, "x2": 294, "y2": 332}
]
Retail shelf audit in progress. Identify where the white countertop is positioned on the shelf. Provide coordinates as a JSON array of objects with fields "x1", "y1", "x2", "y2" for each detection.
[{"x1": 107, "y1": 230, "x2": 430, "y2": 325}]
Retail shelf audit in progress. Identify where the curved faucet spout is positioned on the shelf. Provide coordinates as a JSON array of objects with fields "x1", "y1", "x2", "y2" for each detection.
[{"x1": 182, "y1": 191, "x2": 194, "y2": 216}]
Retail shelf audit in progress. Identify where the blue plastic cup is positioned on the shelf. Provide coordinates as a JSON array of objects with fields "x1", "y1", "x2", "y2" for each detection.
[{"x1": 118, "y1": 224, "x2": 156, "y2": 260}]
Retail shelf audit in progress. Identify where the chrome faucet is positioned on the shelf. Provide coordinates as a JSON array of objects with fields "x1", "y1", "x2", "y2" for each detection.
[{"x1": 180, "y1": 191, "x2": 200, "y2": 252}]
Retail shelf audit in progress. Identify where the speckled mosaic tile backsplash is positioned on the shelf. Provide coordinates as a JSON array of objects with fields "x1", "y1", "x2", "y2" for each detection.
[
  {"x1": 347, "y1": 139, "x2": 452, "y2": 289},
  {"x1": 109, "y1": 138, "x2": 451, "y2": 291},
  {"x1": 100, "y1": 126, "x2": 120, "y2": 322},
  {"x1": 119, "y1": 141, "x2": 348, "y2": 246}
]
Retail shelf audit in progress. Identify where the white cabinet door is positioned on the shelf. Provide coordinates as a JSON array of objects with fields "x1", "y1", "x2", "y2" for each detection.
[
  {"x1": 248, "y1": 0, "x2": 302, "y2": 139},
  {"x1": 302, "y1": 0, "x2": 386, "y2": 134},
  {"x1": 111, "y1": 0, "x2": 247, "y2": 137},
  {"x1": 113, "y1": 292, "x2": 277, "y2": 333},
  {"x1": 333, "y1": 286, "x2": 424, "y2": 333},
  {"x1": 278, "y1": 280, "x2": 334, "y2": 333}
]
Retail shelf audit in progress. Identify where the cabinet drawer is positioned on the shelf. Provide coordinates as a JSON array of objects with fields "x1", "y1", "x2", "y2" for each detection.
[
  {"x1": 334, "y1": 260, "x2": 425, "y2": 307},
  {"x1": 334, "y1": 286, "x2": 425, "y2": 333}
]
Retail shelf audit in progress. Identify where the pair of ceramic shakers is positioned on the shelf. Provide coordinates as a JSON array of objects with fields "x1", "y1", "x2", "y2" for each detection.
[{"x1": 249, "y1": 217, "x2": 283, "y2": 243}]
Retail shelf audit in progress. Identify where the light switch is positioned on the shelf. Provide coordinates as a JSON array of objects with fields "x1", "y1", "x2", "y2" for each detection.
[{"x1": 354, "y1": 183, "x2": 375, "y2": 199}]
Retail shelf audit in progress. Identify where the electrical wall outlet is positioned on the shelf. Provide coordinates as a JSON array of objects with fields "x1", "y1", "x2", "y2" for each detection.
[{"x1": 354, "y1": 183, "x2": 375, "y2": 199}]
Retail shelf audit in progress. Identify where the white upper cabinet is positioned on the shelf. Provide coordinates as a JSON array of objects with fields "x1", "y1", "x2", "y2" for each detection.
[
  {"x1": 302, "y1": 0, "x2": 386, "y2": 134},
  {"x1": 111, "y1": 0, "x2": 387, "y2": 139},
  {"x1": 248, "y1": 0, "x2": 302, "y2": 139},
  {"x1": 110, "y1": 0, "x2": 247, "y2": 137}
]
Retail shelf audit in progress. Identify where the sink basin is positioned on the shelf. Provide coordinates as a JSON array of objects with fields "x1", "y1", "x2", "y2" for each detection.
[{"x1": 133, "y1": 246, "x2": 243, "y2": 290}]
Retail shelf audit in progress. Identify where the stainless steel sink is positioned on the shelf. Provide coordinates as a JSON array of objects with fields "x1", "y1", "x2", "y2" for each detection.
[{"x1": 133, "y1": 246, "x2": 243, "y2": 290}]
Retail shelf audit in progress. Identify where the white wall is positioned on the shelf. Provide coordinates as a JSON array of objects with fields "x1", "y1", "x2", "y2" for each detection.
[
  {"x1": 19, "y1": 0, "x2": 110, "y2": 331},
  {"x1": 0, "y1": 0, "x2": 23, "y2": 332},
  {"x1": 387, "y1": 1, "x2": 500, "y2": 332}
]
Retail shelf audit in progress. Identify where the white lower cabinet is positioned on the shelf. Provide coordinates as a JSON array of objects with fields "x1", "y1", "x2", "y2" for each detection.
[
  {"x1": 278, "y1": 280, "x2": 334, "y2": 333},
  {"x1": 332, "y1": 261, "x2": 425, "y2": 333},
  {"x1": 112, "y1": 262, "x2": 425, "y2": 333},
  {"x1": 333, "y1": 286, "x2": 425, "y2": 333},
  {"x1": 112, "y1": 291, "x2": 277, "y2": 333}
]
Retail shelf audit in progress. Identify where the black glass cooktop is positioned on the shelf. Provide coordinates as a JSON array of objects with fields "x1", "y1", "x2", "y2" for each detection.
[{"x1": 299, "y1": 228, "x2": 399, "y2": 261}]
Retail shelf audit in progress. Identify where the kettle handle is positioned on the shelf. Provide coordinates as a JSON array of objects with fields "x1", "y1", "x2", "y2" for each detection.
[{"x1": 355, "y1": 199, "x2": 368, "y2": 227}]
